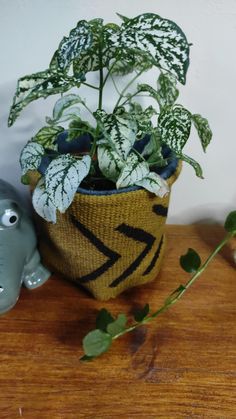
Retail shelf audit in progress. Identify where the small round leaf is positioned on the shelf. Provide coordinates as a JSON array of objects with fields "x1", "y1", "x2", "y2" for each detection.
[
  {"x1": 83, "y1": 329, "x2": 112, "y2": 357},
  {"x1": 180, "y1": 248, "x2": 201, "y2": 273},
  {"x1": 224, "y1": 211, "x2": 236, "y2": 233}
]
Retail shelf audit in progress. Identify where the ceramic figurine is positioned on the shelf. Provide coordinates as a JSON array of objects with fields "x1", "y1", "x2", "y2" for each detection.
[{"x1": 0, "y1": 179, "x2": 50, "y2": 314}]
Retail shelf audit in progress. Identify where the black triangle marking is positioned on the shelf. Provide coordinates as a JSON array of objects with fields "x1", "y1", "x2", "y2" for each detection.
[
  {"x1": 143, "y1": 235, "x2": 164, "y2": 276},
  {"x1": 109, "y1": 223, "x2": 155, "y2": 288},
  {"x1": 71, "y1": 215, "x2": 121, "y2": 283}
]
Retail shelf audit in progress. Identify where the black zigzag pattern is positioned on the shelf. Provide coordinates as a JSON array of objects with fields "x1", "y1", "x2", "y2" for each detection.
[
  {"x1": 109, "y1": 224, "x2": 155, "y2": 288},
  {"x1": 143, "y1": 235, "x2": 164, "y2": 275},
  {"x1": 71, "y1": 215, "x2": 121, "y2": 283}
]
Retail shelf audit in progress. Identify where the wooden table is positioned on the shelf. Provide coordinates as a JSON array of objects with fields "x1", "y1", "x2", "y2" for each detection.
[{"x1": 0, "y1": 225, "x2": 235, "y2": 418}]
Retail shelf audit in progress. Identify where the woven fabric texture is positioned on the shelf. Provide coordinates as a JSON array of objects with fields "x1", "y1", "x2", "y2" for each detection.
[{"x1": 32, "y1": 162, "x2": 181, "y2": 300}]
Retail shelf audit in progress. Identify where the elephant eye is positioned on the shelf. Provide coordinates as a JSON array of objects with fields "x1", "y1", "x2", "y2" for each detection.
[{"x1": 1, "y1": 209, "x2": 19, "y2": 227}]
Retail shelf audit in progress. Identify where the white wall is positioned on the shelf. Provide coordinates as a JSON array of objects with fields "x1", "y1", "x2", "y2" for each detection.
[{"x1": 0, "y1": 0, "x2": 235, "y2": 223}]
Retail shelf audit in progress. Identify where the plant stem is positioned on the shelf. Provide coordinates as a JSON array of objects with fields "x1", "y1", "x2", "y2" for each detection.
[
  {"x1": 113, "y1": 230, "x2": 236, "y2": 340},
  {"x1": 98, "y1": 32, "x2": 104, "y2": 110},
  {"x1": 114, "y1": 70, "x2": 144, "y2": 109},
  {"x1": 102, "y1": 59, "x2": 119, "y2": 87},
  {"x1": 82, "y1": 82, "x2": 99, "y2": 90}
]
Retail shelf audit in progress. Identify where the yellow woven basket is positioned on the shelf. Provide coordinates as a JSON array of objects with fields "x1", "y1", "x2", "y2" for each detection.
[{"x1": 32, "y1": 162, "x2": 181, "y2": 300}]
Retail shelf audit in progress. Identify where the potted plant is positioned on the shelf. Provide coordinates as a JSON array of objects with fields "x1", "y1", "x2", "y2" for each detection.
[{"x1": 8, "y1": 12, "x2": 212, "y2": 300}]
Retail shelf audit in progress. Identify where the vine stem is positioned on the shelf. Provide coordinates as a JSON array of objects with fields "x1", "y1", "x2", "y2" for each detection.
[
  {"x1": 113, "y1": 229, "x2": 236, "y2": 340},
  {"x1": 114, "y1": 70, "x2": 144, "y2": 109}
]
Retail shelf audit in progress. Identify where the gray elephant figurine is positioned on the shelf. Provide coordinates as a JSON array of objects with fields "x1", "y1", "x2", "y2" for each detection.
[{"x1": 0, "y1": 179, "x2": 50, "y2": 314}]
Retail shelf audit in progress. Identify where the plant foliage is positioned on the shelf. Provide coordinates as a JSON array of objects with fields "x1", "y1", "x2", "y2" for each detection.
[{"x1": 9, "y1": 12, "x2": 212, "y2": 222}]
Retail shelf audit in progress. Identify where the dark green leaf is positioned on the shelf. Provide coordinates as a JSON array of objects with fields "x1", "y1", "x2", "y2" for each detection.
[
  {"x1": 134, "y1": 303, "x2": 150, "y2": 322},
  {"x1": 96, "y1": 308, "x2": 115, "y2": 332},
  {"x1": 180, "y1": 248, "x2": 201, "y2": 273},
  {"x1": 192, "y1": 114, "x2": 212, "y2": 152},
  {"x1": 107, "y1": 314, "x2": 127, "y2": 337},
  {"x1": 224, "y1": 211, "x2": 236, "y2": 233},
  {"x1": 83, "y1": 329, "x2": 112, "y2": 357}
]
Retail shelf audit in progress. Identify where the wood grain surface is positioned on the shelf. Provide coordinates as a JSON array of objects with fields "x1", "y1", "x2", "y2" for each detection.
[{"x1": 0, "y1": 225, "x2": 235, "y2": 419}]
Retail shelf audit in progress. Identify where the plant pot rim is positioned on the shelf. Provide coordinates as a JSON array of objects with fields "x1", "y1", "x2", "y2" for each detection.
[{"x1": 77, "y1": 156, "x2": 180, "y2": 196}]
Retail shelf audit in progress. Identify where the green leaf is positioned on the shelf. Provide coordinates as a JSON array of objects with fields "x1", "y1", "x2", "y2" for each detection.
[
  {"x1": 97, "y1": 145, "x2": 124, "y2": 182},
  {"x1": 134, "y1": 303, "x2": 150, "y2": 322},
  {"x1": 45, "y1": 154, "x2": 91, "y2": 212},
  {"x1": 95, "y1": 110, "x2": 137, "y2": 159},
  {"x1": 73, "y1": 19, "x2": 120, "y2": 75},
  {"x1": 136, "y1": 172, "x2": 169, "y2": 198},
  {"x1": 8, "y1": 70, "x2": 79, "y2": 126},
  {"x1": 68, "y1": 118, "x2": 95, "y2": 141},
  {"x1": 180, "y1": 248, "x2": 201, "y2": 273},
  {"x1": 33, "y1": 126, "x2": 64, "y2": 149},
  {"x1": 52, "y1": 20, "x2": 92, "y2": 71},
  {"x1": 83, "y1": 329, "x2": 112, "y2": 357},
  {"x1": 32, "y1": 178, "x2": 57, "y2": 223},
  {"x1": 111, "y1": 50, "x2": 153, "y2": 76},
  {"x1": 192, "y1": 114, "x2": 213, "y2": 152},
  {"x1": 165, "y1": 284, "x2": 186, "y2": 305},
  {"x1": 156, "y1": 73, "x2": 179, "y2": 109},
  {"x1": 117, "y1": 13, "x2": 190, "y2": 84},
  {"x1": 20, "y1": 142, "x2": 45, "y2": 175},
  {"x1": 107, "y1": 314, "x2": 127, "y2": 337},
  {"x1": 129, "y1": 103, "x2": 156, "y2": 140},
  {"x1": 96, "y1": 308, "x2": 115, "y2": 332},
  {"x1": 138, "y1": 83, "x2": 159, "y2": 102},
  {"x1": 144, "y1": 130, "x2": 166, "y2": 166},
  {"x1": 52, "y1": 94, "x2": 82, "y2": 121},
  {"x1": 158, "y1": 105, "x2": 192, "y2": 153},
  {"x1": 116, "y1": 153, "x2": 150, "y2": 189},
  {"x1": 224, "y1": 211, "x2": 236, "y2": 233}
]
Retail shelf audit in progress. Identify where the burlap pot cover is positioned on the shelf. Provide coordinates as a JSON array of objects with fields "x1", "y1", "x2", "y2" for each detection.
[{"x1": 33, "y1": 162, "x2": 181, "y2": 300}]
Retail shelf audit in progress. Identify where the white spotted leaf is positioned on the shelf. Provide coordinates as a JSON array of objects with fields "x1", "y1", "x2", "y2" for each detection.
[
  {"x1": 52, "y1": 20, "x2": 93, "y2": 71},
  {"x1": 192, "y1": 114, "x2": 212, "y2": 152},
  {"x1": 73, "y1": 19, "x2": 120, "y2": 74},
  {"x1": 8, "y1": 70, "x2": 78, "y2": 126},
  {"x1": 45, "y1": 154, "x2": 91, "y2": 212},
  {"x1": 116, "y1": 153, "x2": 150, "y2": 189},
  {"x1": 20, "y1": 142, "x2": 44, "y2": 175},
  {"x1": 115, "y1": 13, "x2": 190, "y2": 84},
  {"x1": 52, "y1": 94, "x2": 83, "y2": 121},
  {"x1": 95, "y1": 110, "x2": 137, "y2": 159},
  {"x1": 136, "y1": 172, "x2": 169, "y2": 197},
  {"x1": 156, "y1": 73, "x2": 179, "y2": 109},
  {"x1": 97, "y1": 145, "x2": 124, "y2": 182},
  {"x1": 32, "y1": 178, "x2": 57, "y2": 223},
  {"x1": 158, "y1": 105, "x2": 192, "y2": 153}
]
